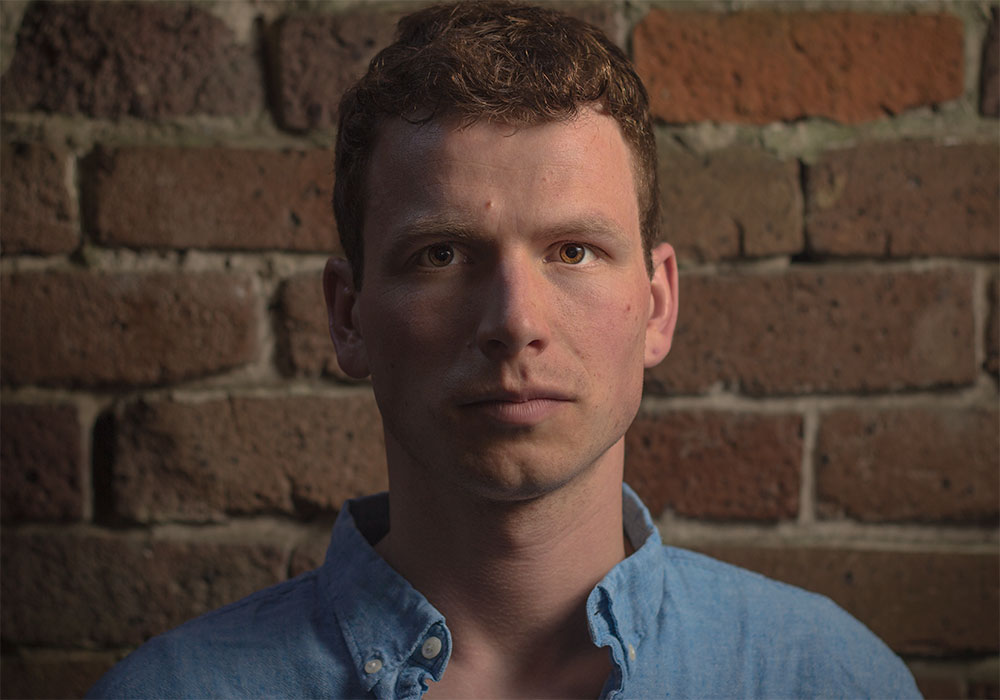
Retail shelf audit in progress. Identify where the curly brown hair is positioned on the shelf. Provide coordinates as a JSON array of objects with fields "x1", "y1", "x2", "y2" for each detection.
[{"x1": 334, "y1": 0, "x2": 658, "y2": 287}]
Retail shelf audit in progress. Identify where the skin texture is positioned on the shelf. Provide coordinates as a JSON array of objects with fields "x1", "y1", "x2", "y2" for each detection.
[{"x1": 324, "y1": 107, "x2": 678, "y2": 698}]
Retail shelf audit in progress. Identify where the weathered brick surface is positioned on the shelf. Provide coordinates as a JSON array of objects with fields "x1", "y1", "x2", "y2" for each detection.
[
  {"x1": 987, "y1": 274, "x2": 999, "y2": 376},
  {"x1": 981, "y1": 8, "x2": 999, "y2": 117},
  {"x1": 646, "y1": 268, "x2": 976, "y2": 395},
  {"x1": 289, "y1": 525, "x2": 335, "y2": 577},
  {"x1": 817, "y1": 406, "x2": 999, "y2": 523},
  {"x1": 1, "y1": 141, "x2": 77, "y2": 255},
  {"x1": 112, "y1": 394, "x2": 387, "y2": 522},
  {"x1": 87, "y1": 147, "x2": 337, "y2": 252},
  {"x1": 805, "y1": 142, "x2": 999, "y2": 258},
  {"x1": 658, "y1": 143, "x2": 802, "y2": 263},
  {"x1": 0, "y1": 652, "x2": 118, "y2": 700},
  {"x1": 271, "y1": 10, "x2": 398, "y2": 130},
  {"x1": 634, "y1": 11, "x2": 964, "y2": 124},
  {"x1": 278, "y1": 272, "x2": 348, "y2": 378},
  {"x1": 694, "y1": 546, "x2": 999, "y2": 655},
  {"x1": 624, "y1": 410, "x2": 801, "y2": 520},
  {"x1": 1, "y1": 271, "x2": 258, "y2": 387},
  {"x1": 0, "y1": 530, "x2": 286, "y2": 647},
  {"x1": 0, "y1": 1, "x2": 261, "y2": 118},
  {"x1": 1, "y1": 402, "x2": 83, "y2": 522}
]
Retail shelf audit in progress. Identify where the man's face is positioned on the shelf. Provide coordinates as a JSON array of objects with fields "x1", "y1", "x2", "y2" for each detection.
[{"x1": 329, "y1": 107, "x2": 676, "y2": 502}]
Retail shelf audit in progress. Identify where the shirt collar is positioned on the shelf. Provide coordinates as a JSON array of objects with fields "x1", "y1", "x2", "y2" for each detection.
[
  {"x1": 321, "y1": 484, "x2": 661, "y2": 691},
  {"x1": 586, "y1": 483, "x2": 665, "y2": 677},
  {"x1": 319, "y1": 493, "x2": 450, "y2": 694}
]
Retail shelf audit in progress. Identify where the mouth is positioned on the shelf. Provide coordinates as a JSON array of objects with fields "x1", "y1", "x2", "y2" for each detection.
[{"x1": 459, "y1": 389, "x2": 573, "y2": 427}]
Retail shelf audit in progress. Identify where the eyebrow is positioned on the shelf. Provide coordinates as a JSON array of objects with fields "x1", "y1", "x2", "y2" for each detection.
[{"x1": 388, "y1": 213, "x2": 630, "y2": 248}]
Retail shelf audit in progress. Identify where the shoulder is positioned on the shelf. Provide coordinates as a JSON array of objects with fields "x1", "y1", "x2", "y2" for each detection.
[
  {"x1": 87, "y1": 569, "x2": 354, "y2": 698},
  {"x1": 645, "y1": 545, "x2": 920, "y2": 698}
]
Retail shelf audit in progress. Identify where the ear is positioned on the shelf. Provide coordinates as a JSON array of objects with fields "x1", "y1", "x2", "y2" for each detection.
[
  {"x1": 322, "y1": 258, "x2": 371, "y2": 378},
  {"x1": 643, "y1": 242, "x2": 679, "y2": 368}
]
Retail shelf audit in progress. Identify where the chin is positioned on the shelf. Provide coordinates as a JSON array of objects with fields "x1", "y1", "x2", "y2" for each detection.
[{"x1": 447, "y1": 446, "x2": 607, "y2": 504}]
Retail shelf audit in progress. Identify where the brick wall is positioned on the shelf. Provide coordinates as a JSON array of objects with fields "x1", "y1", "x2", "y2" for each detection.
[{"x1": 1, "y1": 1, "x2": 997, "y2": 697}]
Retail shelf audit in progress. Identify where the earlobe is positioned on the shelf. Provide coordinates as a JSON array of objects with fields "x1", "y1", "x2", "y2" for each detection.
[
  {"x1": 643, "y1": 242, "x2": 679, "y2": 368},
  {"x1": 322, "y1": 258, "x2": 371, "y2": 379}
]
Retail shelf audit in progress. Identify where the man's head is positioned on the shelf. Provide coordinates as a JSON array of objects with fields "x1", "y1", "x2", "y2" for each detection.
[
  {"x1": 324, "y1": 1, "x2": 677, "y2": 504},
  {"x1": 333, "y1": 0, "x2": 658, "y2": 288}
]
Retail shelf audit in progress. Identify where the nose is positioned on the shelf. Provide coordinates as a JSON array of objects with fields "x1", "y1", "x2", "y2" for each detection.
[{"x1": 475, "y1": 256, "x2": 550, "y2": 360}]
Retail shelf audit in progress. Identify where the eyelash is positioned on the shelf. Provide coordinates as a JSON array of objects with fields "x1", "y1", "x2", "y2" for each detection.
[{"x1": 413, "y1": 241, "x2": 598, "y2": 269}]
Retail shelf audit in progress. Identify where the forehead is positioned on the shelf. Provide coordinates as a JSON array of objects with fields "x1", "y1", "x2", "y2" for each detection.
[{"x1": 362, "y1": 109, "x2": 641, "y2": 244}]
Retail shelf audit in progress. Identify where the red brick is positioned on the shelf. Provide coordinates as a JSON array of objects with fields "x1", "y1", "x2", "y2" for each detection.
[
  {"x1": 981, "y1": 8, "x2": 999, "y2": 117},
  {"x1": 112, "y1": 394, "x2": 387, "y2": 522},
  {"x1": 646, "y1": 268, "x2": 976, "y2": 396},
  {"x1": 278, "y1": 272, "x2": 350, "y2": 379},
  {"x1": 987, "y1": 274, "x2": 999, "y2": 376},
  {"x1": 634, "y1": 11, "x2": 964, "y2": 125},
  {"x1": 1, "y1": 402, "x2": 83, "y2": 522},
  {"x1": 658, "y1": 143, "x2": 802, "y2": 263},
  {"x1": 0, "y1": 530, "x2": 286, "y2": 647},
  {"x1": 0, "y1": 2, "x2": 260, "y2": 118},
  {"x1": 693, "y1": 546, "x2": 999, "y2": 655},
  {"x1": 271, "y1": 10, "x2": 398, "y2": 130},
  {"x1": 624, "y1": 410, "x2": 801, "y2": 520},
  {"x1": 817, "y1": 406, "x2": 999, "y2": 524},
  {"x1": 805, "y1": 142, "x2": 999, "y2": 258},
  {"x1": 1, "y1": 270, "x2": 258, "y2": 387},
  {"x1": 87, "y1": 147, "x2": 337, "y2": 252},
  {"x1": 1, "y1": 652, "x2": 118, "y2": 700},
  {"x1": 1, "y1": 141, "x2": 77, "y2": 255}
]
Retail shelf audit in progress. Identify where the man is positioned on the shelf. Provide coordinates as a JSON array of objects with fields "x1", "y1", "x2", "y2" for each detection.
[{"x1": 90, "y1": 3, "x2": 919, "y2": 698}]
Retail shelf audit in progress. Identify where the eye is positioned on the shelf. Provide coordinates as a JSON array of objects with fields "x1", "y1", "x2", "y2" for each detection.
[
  {"x1": 420, "y1": 243, "x2": 456, "y2": 267},
  {"x1": 558, "y1": 242, "x2": 593, "y2": 265}
]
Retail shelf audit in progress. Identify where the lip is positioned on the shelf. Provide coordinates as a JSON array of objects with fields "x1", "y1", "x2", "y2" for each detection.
[{"x1": 459, "y1": 389, "x2": 573, "y2": 427}]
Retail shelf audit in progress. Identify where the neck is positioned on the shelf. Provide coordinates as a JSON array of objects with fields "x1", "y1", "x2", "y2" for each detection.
[{"x1": 376, "y1": 439, "x2": 627, "y2": 694}]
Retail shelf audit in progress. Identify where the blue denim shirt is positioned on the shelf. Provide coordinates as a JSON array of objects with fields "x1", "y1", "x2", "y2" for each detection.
[{"x1": 89, "y1": 485, "x2": 919, "y2": 699}]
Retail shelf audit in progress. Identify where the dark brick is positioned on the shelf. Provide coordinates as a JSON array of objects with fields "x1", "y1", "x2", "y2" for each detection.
[
  {"x1": 277, "y1": 272, "x2": 351, "y2": 379},
  {"x1": 646, "y1": 268, "x2": 976, "y2": 396},
  {"x1": 658, "y1": 142, "x2": 802, "y2": 263},
  {"x1": 112, "y1": 394, "x2": 387, "y2": 522},
  {"x1": 0, "y1": 652, "x2": 118, "y2": 700},
  {"x1": 817, "y1": 406, "x2": 999, "y2": 524},
  {"x1": 0, "y1": 530, "x2": 286, "y2": 647},
  {"x1": 987, "y1": 274, "x2": 999, "y2": 376},
  {"x1": 1, "y1": 141, "x2": 77, "y2": 255},
  {"x1": 1, "y1": 402, "x2": 83, "y2": 522},
  {"x1": 624, "y1": 410, "x2": 801, "y2": 520},
  {"x1": 693, "y1": 546, "x2": 999, "y2": 655},
  {"x1": 634, "y1": 11, "x2": 964, "y2": 125},
  {"x1": 805, "y1": 142, "x2": 999, "y2": 258},
  {"x1": 1, "y1": 270, "x2": 258, "y2": 387},
  {"x1": 0, "y1": 1, "x2": 261, "y2": 118},
  {"x1": 87, "y1": 147, "x2": 337, "y2": 252},
  {"x1": 968, "y1": 679, "x2": 1000, "y2": 699},
  {"x1": 981, "y1": 8, "x2": 999, "y2": 117},
  {"x1": 271, "y1": 10, "x2": 398, "y2": 131},
  {"x1": 910, "y1": 670, "x2": 963, "y2": 700}
]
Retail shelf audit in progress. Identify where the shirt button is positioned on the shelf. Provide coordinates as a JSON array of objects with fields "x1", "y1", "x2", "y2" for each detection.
[
  {"x1": 628, "y1": 643, "x2": 637, "y2": 661},
  {"x1": 421, "y1": 636, "x2": 443, "y2": 659},
  {"x1": 364, "y1": 658, "x2": 383, "y2": 674}
]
